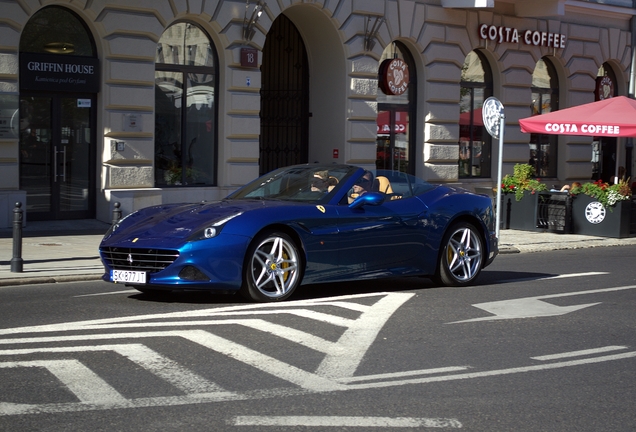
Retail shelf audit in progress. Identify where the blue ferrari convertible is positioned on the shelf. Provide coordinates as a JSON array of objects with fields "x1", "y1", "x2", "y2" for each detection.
[{"x1": 99, "y1": 164, "x2": 498, "y2": 302}]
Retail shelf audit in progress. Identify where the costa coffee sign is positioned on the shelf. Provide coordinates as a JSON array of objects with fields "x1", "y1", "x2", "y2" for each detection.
[
  {"x1": 596, "y1": 75, "x2": 614, "y2": 101},
  {"x1": 479, "y1": 24, "x2": 566, "y2": 48},
  {"x1": 379, "y1": 58, "x2": 410, "y2": 96}
]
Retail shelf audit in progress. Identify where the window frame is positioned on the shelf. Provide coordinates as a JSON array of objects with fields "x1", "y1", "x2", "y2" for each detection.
[
  {"x1": 530, "y1": 58, "x2": 559, "y2": 179},
  {"x1": 459, "y1": 50, "x2": 493, "y2": 179},
  {"x1": 154, "y1": 22, "x2": 219, "y2": 187}
]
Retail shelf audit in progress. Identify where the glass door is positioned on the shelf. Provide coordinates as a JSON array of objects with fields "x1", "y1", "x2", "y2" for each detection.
[
  {"x1": 376, "y1": 106, "x2": 409, "y2": 173},
  {"x1": 19, "y1": 94, "x2": 95, "y2": 220}
]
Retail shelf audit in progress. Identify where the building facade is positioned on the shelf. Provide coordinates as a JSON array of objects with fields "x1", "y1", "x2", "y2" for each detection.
[{"x1": 0, "y1": 0, "x2": 634, "y2": 226}]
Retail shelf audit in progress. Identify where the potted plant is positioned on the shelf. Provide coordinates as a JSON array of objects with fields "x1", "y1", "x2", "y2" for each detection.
[
  {"x1": 499, "y1": 164, "x2": 547, "y2": 231},
  {"x1": 569, "y1": 178, "x2": 633, "y2": 238},
  {"x1": 500, "y1": 163, "x2": 548, "y2": 201}
]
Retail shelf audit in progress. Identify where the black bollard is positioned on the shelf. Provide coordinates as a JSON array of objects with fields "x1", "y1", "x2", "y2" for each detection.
[
  {"x1": 112, "y1": 202, "x2": 122, "y2": 226},
  {"x1": 10, "y1": 202, "x2": 23, "y2": 273}
]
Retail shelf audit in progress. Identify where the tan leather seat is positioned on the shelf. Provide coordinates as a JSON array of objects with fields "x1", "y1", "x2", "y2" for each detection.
[{"x1": 375, "y1": 176, "x2": 393, "y2": 194}]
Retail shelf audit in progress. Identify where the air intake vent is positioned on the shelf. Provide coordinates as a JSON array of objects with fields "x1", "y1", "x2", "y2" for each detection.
[{"x1": 100, "y1": 247, "x2": 179, "y2": 273}]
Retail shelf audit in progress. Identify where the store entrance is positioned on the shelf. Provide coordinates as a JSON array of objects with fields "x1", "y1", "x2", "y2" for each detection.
[
  {"x1": 376, "y1": 106, "x2": 410, "y2": 173},
  {"x1": 19, "y1": 93, "x2": 95, "y2": 220}
]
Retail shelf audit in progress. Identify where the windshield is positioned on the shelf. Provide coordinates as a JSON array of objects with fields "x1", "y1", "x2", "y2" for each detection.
[{"x1": 227, "y1": 165, "x2": 358, "y2": 202}]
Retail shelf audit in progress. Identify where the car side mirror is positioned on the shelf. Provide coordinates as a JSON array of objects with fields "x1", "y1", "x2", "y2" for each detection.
[{"x1": 349, "y1": 192, "x2": 385, "y2": 209}]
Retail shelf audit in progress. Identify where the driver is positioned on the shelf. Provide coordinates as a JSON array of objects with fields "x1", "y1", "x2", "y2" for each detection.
[{"x1": 348, "y1": 170, "x2": 374, "y2": 203}]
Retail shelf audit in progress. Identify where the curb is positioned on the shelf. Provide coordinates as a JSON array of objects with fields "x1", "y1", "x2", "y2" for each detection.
[
  {"x1": 0, "y1": 274, "x2": 103, "y2": 287},
  {"x1": 497, "y1": 246, "x2": 520, "y2": 254}
]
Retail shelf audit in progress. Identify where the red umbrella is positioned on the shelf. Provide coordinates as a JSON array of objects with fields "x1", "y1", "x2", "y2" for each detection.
[{"x1": 519, "y1": 95, "x2": 636, "y2": 137}]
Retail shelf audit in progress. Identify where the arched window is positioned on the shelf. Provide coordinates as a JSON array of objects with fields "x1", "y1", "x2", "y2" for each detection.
[
  {"x1": 155, "y1": 22, "x2": 218, "y2": 186},
  {"x1": 377, "y1": 42, "x2": 417, "y2": 174},
  {"x1": 530, "y1": 58, "x2": 559, "y2": 178},
  {"x1": 20, "y1": 6, "x2": 96, "y2": 56},
  {"x1": 594, "y1": 63, "x2": 620, "y2": 182},
  {"x1": 459, "y1": 51, "x2": 492, "y2": 178}
]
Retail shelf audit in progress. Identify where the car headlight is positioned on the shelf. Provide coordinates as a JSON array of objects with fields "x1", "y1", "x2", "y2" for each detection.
[{"x1": 192, "y1": 212, "x2": 243, "y2": 241}]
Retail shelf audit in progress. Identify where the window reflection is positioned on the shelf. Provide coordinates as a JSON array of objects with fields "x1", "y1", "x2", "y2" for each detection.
[
  {"x1": 529, "y1": 58, "x2": 558, "y2": 178},
  {"x1": 155, "y1": 22, "x2": 217, "y2": 187},
  {"x1": 459, "y1": 51, "x2": 492, "y2": 178},
  {"x1": 376, "y1": 42, "x2": 415, "y2": 174}
]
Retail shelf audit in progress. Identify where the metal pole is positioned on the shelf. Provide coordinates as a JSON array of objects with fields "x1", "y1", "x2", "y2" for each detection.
[
  {"x1": 112, "y1": 202, "x2": 122, "y2": 226},
  {"x1": 495, "y1": 113, "x2": 505, "y2": 239},
  {"x1": 10, "y1": 202, "x2": 23, "y2": 273}
]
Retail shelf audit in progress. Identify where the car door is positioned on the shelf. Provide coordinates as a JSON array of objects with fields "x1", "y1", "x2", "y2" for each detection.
[{"x1": 335, "y1": 195, "x2": 429, "y2": 277}]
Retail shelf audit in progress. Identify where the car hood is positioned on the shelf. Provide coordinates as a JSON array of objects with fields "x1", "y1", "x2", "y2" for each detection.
[{"x1": 102, "y1": 199, "x2": 283, "y2": 247}]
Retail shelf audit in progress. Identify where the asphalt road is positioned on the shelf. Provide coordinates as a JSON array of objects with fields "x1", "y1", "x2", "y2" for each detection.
[{"x1": 0, "y1": 246, "x2": 634, "y2": 431}]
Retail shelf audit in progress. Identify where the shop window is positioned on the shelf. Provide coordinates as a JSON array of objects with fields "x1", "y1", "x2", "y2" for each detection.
[
  {"x1": 376, "y1": 42, "x2": 416, "y2": 175},
  {"x1": 594, "y1": 63, "x2": 620, "y2": 182},
  {"x1": 459, "y1": 51, "x2": 492, "y2": 178},
  {"x1": 155, "y1": 22, "x2": 218, "y2": 186},
  {"x1": 530, "y1": 58, "x2": 559, "y2": 178}
]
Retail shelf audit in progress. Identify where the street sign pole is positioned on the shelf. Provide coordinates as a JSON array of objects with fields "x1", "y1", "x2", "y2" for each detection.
[
  {"x1": 495, "y1": 113, "x2": 504, "y2": 239},
  {"x1": 482, "y1": 97, "x2": 505, "y2": 239}
]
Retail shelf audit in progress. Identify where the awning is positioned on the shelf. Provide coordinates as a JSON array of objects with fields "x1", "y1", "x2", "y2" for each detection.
[{"x1": 519, "y1": 96, "x2": 636, "y2": 137}]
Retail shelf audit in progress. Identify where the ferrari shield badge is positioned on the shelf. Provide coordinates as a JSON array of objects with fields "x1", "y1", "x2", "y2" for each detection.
[{"x1": 316, "y1": 205, "x2": 326, "y2": 214}]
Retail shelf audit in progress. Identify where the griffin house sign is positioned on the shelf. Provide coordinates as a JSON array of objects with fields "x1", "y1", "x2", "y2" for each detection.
[
  {"x1": 479, "y1": 24, "x2": 566, "y2": 48},
  {"x1": 20, "y1": 53, "x2": 100, "y2": 93}
]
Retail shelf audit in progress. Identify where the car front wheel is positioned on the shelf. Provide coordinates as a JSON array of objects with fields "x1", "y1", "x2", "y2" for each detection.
[
  {"x1": 240, "y1": 231, "x2": 303, "y2": 302},
  {"x1": 435, "y1": 222, "x2": 483, "y2": 286}
]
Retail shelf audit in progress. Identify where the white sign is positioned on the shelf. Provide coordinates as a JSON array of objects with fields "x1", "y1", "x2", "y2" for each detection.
[
  {"x1": 479, "y1": 24, "x2": 566, "y2": 48},
  {"x1": 482, "y1": 97, "x2": 504, "y2": 139},
  {"x1": 123, "y1": 113, "x2": 143, "y2": 132},
  {"x1": 585, "y1": 201, "x2": 606, "y2": 224}
]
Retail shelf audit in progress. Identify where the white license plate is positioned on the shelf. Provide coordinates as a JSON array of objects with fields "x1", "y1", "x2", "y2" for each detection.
[{"x1": 111, "y1": 270, "x2": 147, "y2": 284}]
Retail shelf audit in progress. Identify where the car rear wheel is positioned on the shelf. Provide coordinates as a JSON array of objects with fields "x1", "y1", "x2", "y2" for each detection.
[
  {"x1": 240, "y1": 231, "x2": 303, "y2": 302},
  {"x1": 435, "y1": 222, "x2": 483, "y2": 286}
]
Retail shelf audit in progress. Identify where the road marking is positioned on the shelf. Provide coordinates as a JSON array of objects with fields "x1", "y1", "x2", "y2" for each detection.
[
  {"x1": 531, "y1": 345, "x2": 628, "y2": 361},
  {"x1": 0, "y1": 359, "x2": 127, "y2": 404},
  {"x1": 497, "y1": 271, "x2": 608, "y2": 283},
  {"x1": 449, "y1": 285, "x2": 636, "y2": 323},
  {"x1": 0, "y1": 344, "x2": 232, "y2": 395},
  {"x1": 0, "y1": 345, "x2": 634, "y2": 415},
  {"x1": 335, "y1": 366, "x2": 470, "y2": 383},
  {"x1": 316, "y1": 293, "x2": 411, "y2": 379},
  {"x1": 230, "y1": 415, "x2": 463, "y2": 428},
  {"x1": 0, "y1": 292, "x2": 403, "y2": 337},
  {"x1": 180, "y1": 330, "x2": 347, "y2": 392},
  {"x1": 74, "y1": 289, "x2": 138, "y2": 297},
  {"x1": 0, "y1": 291, "x2": 634, "y2": 416},
  {"x1": 343, "y1": 350, "x2": 636, "y2": 390}
]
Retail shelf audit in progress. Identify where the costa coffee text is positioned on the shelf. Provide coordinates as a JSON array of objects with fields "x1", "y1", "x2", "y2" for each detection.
[
  {"x1": 479, "y1": 24, "x2": 566, "y2": 48},
  {"x1": 545, "y1": 123, "x2": 620, "y2": 135}
]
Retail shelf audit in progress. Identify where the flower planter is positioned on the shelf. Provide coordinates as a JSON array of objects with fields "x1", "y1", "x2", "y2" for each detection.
[
  {"x1": 500, "y1": 191, "x2": 539, "y2": 231},
  {"x1": 571, "y1": 194, "x2": 632, "y2": 238}
]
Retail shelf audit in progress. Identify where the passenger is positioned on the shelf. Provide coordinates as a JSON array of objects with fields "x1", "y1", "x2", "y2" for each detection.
[
  {"x1": 557, "y1": 181, "x2": 581, "y2": 193},
  {"x1": 311, "y1": 170, "x2": 330, "y2": 193},
  {"x1": 327, "y1": 176, "x2": 339, "y2": 192}
]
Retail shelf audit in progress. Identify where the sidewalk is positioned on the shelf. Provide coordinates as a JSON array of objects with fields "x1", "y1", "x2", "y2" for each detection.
[{"x1": 1, "y1": 220, "x2": 636, "y2": 287}]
